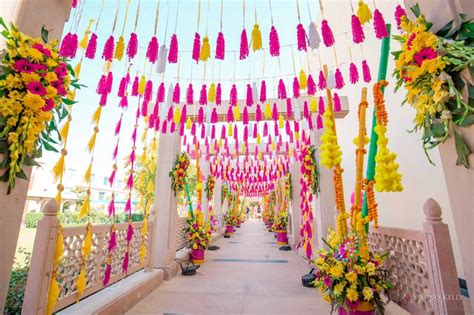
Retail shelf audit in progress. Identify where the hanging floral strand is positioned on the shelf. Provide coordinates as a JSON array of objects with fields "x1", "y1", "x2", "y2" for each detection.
[
  {"x1": 268, "y1": 0, "x2": 280, "y2": 57},
  {"x1": 192, "y1": 0, "x2": 201, "y2": 63},
  {"x1": 240, "y1": 0, "x2": 249, "y2": 60},
  {"x1": 215, "y1": 0, "x2": 225, "y2": 60},
  {"x1": 168, "y1": 0, "x2": 179, "y2": 63}
]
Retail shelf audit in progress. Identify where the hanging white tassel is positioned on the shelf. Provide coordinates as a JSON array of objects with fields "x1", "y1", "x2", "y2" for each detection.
[
  {"x1": 160, "y1": 84, "x2": 173, "y2": 120},
  {"x1": 157, "y1": 44, "x2": 168, "y2": 74},
  {"x1": 252, "y1": 82, "x2": 258, "y2": 104},
  {"x1": 327, "y1": 70, "x2": 336, "y2": 89},
  {"x1": 308, "y1": 22, "x2": 320, "y2": 50},
  {"x1": 293, "y1": 99, "x2": 301, "y2": 121},
  {"x1": 206, "y1": 107, "x2": 212, "y2": 123}
]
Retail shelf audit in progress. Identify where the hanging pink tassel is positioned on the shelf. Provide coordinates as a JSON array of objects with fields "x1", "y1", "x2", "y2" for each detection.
[
  {"x1": 220, "y1": 125, "x2": 226, "y2": 139},
  {"x1": 278, "y1": 79, "x2": 286, "y2": 99},
  {"x1": 168, "y1": 34, "x2": 178, "y2": 63},
  {"x1": 146, "y1": 36, "x2": 159, "y2": 63},
  {"x1": 106, "y1": 72, "x2": 113, "y2": 94},
  {"x1": 226, "y1": 105, "x2": 234, "y2": 122},
  {"x1": 144, "y1": 80, "x2": 153, "y2": 103},
  {"x1": 192, "y1": 32, "x2": 201, "y2": 63},
  {"x1": 307, "y1": 75, "x2": 316, "y2": 95},
  {"x1": 274, "y1": 122, "x2": 279, "y2": 136},
  {"x1": 211, "y1": 125, "x2": 216, "y2": 138},
  {"x1": 333, "y1": 93, "x2": 342, "y2": 112},
  {"x1": 99, "y1": 93, "x2": 108, "y2": 106},
  {"x1": 244, "y1": 125, "x2": 248, "y2": 139},
  {"x1": 395, "y1": 5, "x2": 407, "y2": 29},
  {"x1": 362, "y1": 60, "x2": 371, "y2": 83},
  {"x1": 96, "y1": 74, "x2": 106, "y2": 94},
  {"x1": 180, "y1": 105, "x2": 187, "y2": 124},
  {"x1": 296, "y1": 24, "x2": 307, "y2": 51},
  {"x1": 260, "y1": 80, "x2": 266, "y2": 102},
  {"x1": 59, "y1": 32, "x2": 78, "y2": 58},
  {"x1": 239, "y1": 29, "x2": 249, "y2": 60},
  {"x1": 318, "y1": 70, "x2": 326, "y2": 90},
  {"x1": 199, "y1": 84, "x2": 207, "y2": 105},
  {"x1": 321, "y1": 20, "x2": 335, "y2": 47},
  {"x1": 303, "y1": 101, "x2": 309, "y2": 118},
  {"x1": 286, "y1": 98, "x2": 293, "y2": 118},
  {"x1": 186, "y1": 83, "x2": 194, "y2": 105},
  {"x1": 122, "y1": 252, "x2": 129, "y2": 272},
  {"x1": 108, "y1": 229, "x2": 117, "y2": 250},
  {"x1": 216, "y1": 83, "x2": 222, "y2": 105},
  {"x1": 117, "y1": 76, "x2": 126, "y2": 97},
  {"x1": 167, "y1": 106, "x2": 173, "y2": 121},
  {"x1": 115, "y1": 118, "x2": 122, "y2": 136},
  {"x1": 157, "y1": 83, "x2": 165, "y2": 102},
  {"x1": 201, "y1": 124, "x2": 206, "y2": 139},
  {"x1": 211, "y1": 108, "x2": 218, "y2": 123},
  {"x1": 253, "y1": 124, "x2": 258, "y2": 138},
  {"x1": 270, "y1": 103, "x2": 279, "y2": 122},
  {"x1": 160, "y1": 120, "x2": 166, "y2": 133},
  {"x1": 243, "y1": 106, "x2": 249, "y2": 124},
  {"x1": 269, "y1": 26, "x2": 280, "y2": 57},
  {"x1": 126, "y1": 32, "x2": 138, "y2": 59},
  {"x1": 256, "y1": 104, "x2": 262, "y2": 121},
  {"x1": 246, "y1": 84, "x2": 253, "y2": 106},
  {"x1": 173, "y1": 83, "x2": 180, "y2": 104},
  {"x1": 103, "y1": 264, "x2": 111, "y2": 286},
  {"x1": 102, "y1": 35, "x2": 115, "y2": 61},
  {"x1": 131, "y1": 76, "x2": 139, "y2": 96},
  {"x1": 191, "y1": 122, "x2": 196, "y2": 135},
  {"x1": 317, "y1": 114, "x2": 323, "y2": 129},
  {"x1": 319, "y1": 96, "x2": 325, "y2": 114},
  {"x1": 141, "y1": 99, "x2": 149, "y2": 117},
  {"x1": 349, "y1": 62, "x2": 359, "y2": 84},
  {"x1": 230, "y1": 84, "x2": 237, "y2": 106},
  {"x1": 351, "y1": 15, "x2": 365, "y2": 44},
  {"x1": 85, "y1": 33, "x2": 97, "y2": 59},
  {"x1": 263, "y1": 122, "x2": 268, "y2": 137},
  {"x1": 373, "y1": 9, "x2": 388, "y2": 39},
  {"x1": 293, "y1": 77, "x2": 300, "y2": 98},
  {"x1": 215, "y1": 32, "x2": 225, "y2": 60},
  {"x1": 335, "y1": 69, "x2": 345, "y2": 89}
]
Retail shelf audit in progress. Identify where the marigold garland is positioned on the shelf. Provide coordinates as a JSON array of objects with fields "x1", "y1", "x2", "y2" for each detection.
[
  {"x1": 320, "y1": 111, "x2": 342, "y2": 169},
  {"x1": 205, "y1": 174, "x2": 215, "y2": 200},
  {"x1": 301, "y1": 145, "x2": 320, "y2": 195}
]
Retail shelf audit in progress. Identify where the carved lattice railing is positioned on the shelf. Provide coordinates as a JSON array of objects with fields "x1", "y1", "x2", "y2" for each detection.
[{"x1": 176, "y1": 216, "x2": 188, "y2": 251}]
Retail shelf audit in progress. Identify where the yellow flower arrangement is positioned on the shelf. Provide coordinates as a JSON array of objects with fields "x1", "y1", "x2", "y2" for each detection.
[
  {"x1": 185, "y1": 211, "x2": 211, "y2": 250},
  {"x1": 169, "y1": 152, "x2": 190, "y2": 195},
  {"x1": 320, "y1": 111, "x2": 342, "y2": 169},
  {"x1": 0, "y1": 18, "x2": 78, "y2": 193}
]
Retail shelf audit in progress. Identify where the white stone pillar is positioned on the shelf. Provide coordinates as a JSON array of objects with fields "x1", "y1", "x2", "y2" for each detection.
[
  {"x1": 200, "y1": 157, "x2": 210, "y2": 220},
  {"x1": 213, "y1": 178, "x2": 223, "y2": 228},
  {"x1": 0, "y1": 0, "x2": 71, "y2": 309},
  {"x1": 150, "y1": 131, "x2": 181, "y2": 279},
  {"x1": 289, "y1": 162, "x2": 302, "y2": 249}
]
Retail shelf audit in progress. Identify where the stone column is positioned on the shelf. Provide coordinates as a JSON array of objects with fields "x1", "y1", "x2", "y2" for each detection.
[
  {"x1": 200, "y1": 157, "x2": 210, "y2": 220},
  {"x1": 150, "y1": 131, "x2": 181, "y2": 279},
  {"x1": 289, "y1": 162, "x2": 302, "y2": 248},
  {"x1": 213, "y1": 178, "x2": 223, "y2": 228},
  {"x1": 0, "y1": 0, "x2": 71, "y2": 309}
]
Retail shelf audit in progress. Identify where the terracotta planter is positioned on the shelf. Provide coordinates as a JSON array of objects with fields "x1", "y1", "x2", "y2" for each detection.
[
  {"x1": 337, "y1": 302, "x2": 375, "y2": 315},
  {"x1": 190, "y1": 248, "x2": 205, "y2": 264},
  {"x1": 276, "y1": 230, "x2": 288, "y2": 245}
]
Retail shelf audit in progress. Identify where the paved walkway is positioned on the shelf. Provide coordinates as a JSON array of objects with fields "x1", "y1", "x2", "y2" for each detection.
[{"x1": 127, "y1": 219, "x2": 408, "y2": 315}]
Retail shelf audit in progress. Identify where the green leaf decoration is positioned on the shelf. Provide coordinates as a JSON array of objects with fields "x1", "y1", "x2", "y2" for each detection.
[{"x1": 454, "y1": 129, "x2": 471, "y2": 168}]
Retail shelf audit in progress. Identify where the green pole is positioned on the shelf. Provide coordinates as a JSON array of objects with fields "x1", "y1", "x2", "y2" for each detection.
[
  {"x1": 184, "y1": 182, "x2": 194, "y2": 220},
  {"x1": 362, "y1": 24, "x2": 391, "y2": 229}
]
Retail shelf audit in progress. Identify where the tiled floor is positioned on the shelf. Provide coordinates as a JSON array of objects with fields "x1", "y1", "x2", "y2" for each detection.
[{"x1": 126, "y1": 219, "x2": 409, "y2": 315}]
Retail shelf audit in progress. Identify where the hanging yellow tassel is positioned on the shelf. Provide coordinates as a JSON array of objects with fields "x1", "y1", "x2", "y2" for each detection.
[
  {"x1": 218, "y1": 138, "x2": 223, "y2": 147},
  {"x1": 141, "y1": 128, "x2": 148, "y2": 143},
  {"x1": 357, "y1": 1, "x2": 372, "y2": 25},
  {"x1": 241, "y1": 143, "x2": 246, "y2": 154},
  {"x1": 141, "y1": 217, "x2": 148, "y2": 236},
  {"x1": 138, "y1": 75, "x2": 146, "y2": 95},
  {"x1": 140, "y1": 243, "x2": 147, "y2": 263},
  {"x1": 114, "y1": 36, "x2": 125, "y2": 61},
  {"x1": 289, "y1": 147, "x2": 293, "y2": 158},
  {"x1": 264, "y1": 103, "x2": 272, "y2": 119},
  {"x1": 74, "y1": 59, "x2": 82, "y2": 78},
  {"x1": 199, "y1": 36, "x2": 211, "y2": 61},
  {"x1": 310, "y1": 96, "x2": 318, "y2": 112},
  {"x1": 87, "y1": 131, "x2": 97, "y2": 152},
  {"x1": 84, "y1": 162, "x2": 92, "y2": 183},
  {"x1": 299, "y1": 70, "x2": 307, "y2": 89},
  {"x1": 92, "y1": 106, "x2": 102, "y2": 124},
  {"x1": 295, "y1": 131, "x2": 300, "y2": 141},
  {"x1": 251, "y1": 24, "x2": 263, "y2": 51},
  {"x1": 228, "y1": 123, "x2": 233, "y2": 136},
  {"x1": 60, "y1": 119, "x2": 71, "y2": 141},
  {"x1": 210, "y1": 145, "x2": 215, "y2": 154},
  {"x1": 257, "y1": 134, "x2": 261, "y2": 144},
  {"x1": 52, "y1": 154, "x2": 65, "y2": 181},
  {"x1": 173, "y1": 107, "x2": 181, "y2": 125},
  {"x1": 82, "y1": 224, "x2": 92, "y2": 259},
  {"x1": 79, "y1": 19, "x2": 94, "y2": 49},
  {"x1": 186, "y1": 117, "x2": 192, "y2": 129},
  {"x1": 79, "y1": 194, "x2": 90, "y2": 218},
  {"x1": 55, "y1": 191, "x2": 62, "y2": 207},
  {"x1": 76, "y1": 266, "x2": 87, "y2": 299},
  {"x1": 54, "y1": 225, "x2": 64, "y2": 265},
  {"x1": 271, "y1": 142, "x2": 276, "y2": 151},
  {"x1": 147, "y1": 180, "x2": 154, "y2": 194},
  {"x1": 208, "y1": 83, "x2": 216, "y2": 102},
  {"x1": 278, "y1": 114, "x2": 284, "y2": 129},
  {"x1": 151, "y1": 138, "x2": 157, "y2": 151},
  {"x1": 105, "y1": 60, "x2": 112, "y2": 73},
  {"x1": 258, "y1": 152, "x2": 262, "y2": 161},
  {"x1": 46, "y1": 275, "x2": 60, "y2": 315},
  {"x1": 233, "y1": 104, "x2": 241, "y2": 121}
]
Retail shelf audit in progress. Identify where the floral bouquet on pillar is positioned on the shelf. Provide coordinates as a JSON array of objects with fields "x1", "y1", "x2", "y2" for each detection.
[
  {"x1": 0, "y1": 18, "x2": 79, "y2": 193},
  {"x1": 223, "y1": 211, "x2": 236, "y2": 237},
  {"x1": 185, "y1": 211, "x2": 211, "y2": 264},
  {"x1": 273, "y1": 211, "x2": 288, "y2": 246},
  {"x1": 314, "y1": 229, "x2": 392, "y2": 315}
]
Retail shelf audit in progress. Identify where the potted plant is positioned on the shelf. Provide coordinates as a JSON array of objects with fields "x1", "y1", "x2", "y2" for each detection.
[
  {"x1": 314, "y1": 230, "x2": 392, "y2": 315},
  {"x1": 185, "y1": 211, "x2": 211, "y2": 264},
  {"x1": 273, "y1": 211, "x2": 289, "y2": 245},
  {"x1": 223, "y1": 212, "x2": 235, "y2": 237}
]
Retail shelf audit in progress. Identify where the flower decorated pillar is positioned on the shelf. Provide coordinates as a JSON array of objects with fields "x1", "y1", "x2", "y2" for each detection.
[
  {"x1": 289, "y1": 162, "x2": 302, "y2": 248},
  {"x1": 200, "y1": 156, "x2": 210, "y2": 220},
  {"x1": 150, "y1": 131, "x2": 182, "y2": 279},
  {"x1": 0, "y1": 1, "x2": 71, "y2": 309},
  {"x1": 213, "y1": 178, "x2": 224, "y2": 228}
]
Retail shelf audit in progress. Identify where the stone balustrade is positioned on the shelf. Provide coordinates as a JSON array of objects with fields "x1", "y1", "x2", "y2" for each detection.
[{"x1": 175, "y1": 216, "x2": 188, "y2": 251}]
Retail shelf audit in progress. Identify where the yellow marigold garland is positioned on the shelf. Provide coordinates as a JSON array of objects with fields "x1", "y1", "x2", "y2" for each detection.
[{"x1": 320, "y1": 110, "x2": 342, "y2": 169}]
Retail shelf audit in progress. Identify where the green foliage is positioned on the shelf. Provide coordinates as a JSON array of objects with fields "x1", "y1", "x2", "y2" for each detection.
[
  {"x1": 5, "y1": 248, "x2": 31, "y2": 315},
  {"x1": 24, "y1": 212, "x2": 43, "y2": 228}
]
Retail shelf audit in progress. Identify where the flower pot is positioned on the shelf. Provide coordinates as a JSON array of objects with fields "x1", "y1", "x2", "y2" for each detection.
[
  {"x1": 236, "y1": 222, "x2": 241, "y2": 228},
  {"x1": 225, "y1": 224, "x2": 234, "y2": 235},
  {"x1": 276, "y1": 230, "x2": 288, "y2": 245},
  {"x1": 190, "y1": 248, "x2": 205, "y2": 264},
  {"x1": 337, "y1": 302, "x2": 375, "y2": 315}
]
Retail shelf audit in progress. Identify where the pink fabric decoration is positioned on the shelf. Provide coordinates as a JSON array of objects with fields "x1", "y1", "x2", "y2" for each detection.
[
  {"x1": 373, "y1": 9, "x2": 388, "y2": 39},
  {"x1": 318, "y1": 70, "x2": 326, "y2": 90},
  {"x1": 319, "y1": 97, "x2": 325, "y2": 114},
  {"x1": 349, "y1": 62, "x2": 359, "y2": 84},
  {"x1": 246, "y1": 84, "x2": 253, "y2": 106},
  {"x1": 103, "y1": 264, "x2": 111, "y2": 286},
  {"x1": 181, "y1": 105, "x2": 187, "y2": 124},
  {"x1": 351, "y1": 14, "x2": 365, "y2": 44},
  {"x1": 157, "y1": 83, "x2": 165, "y2": 102},
  {"x1": 230, "y1": 84, "x2": 237, "y2": 106},
  {"x1": 317, "y1": 114, "x2": 323, "y2": 129},
  {"x1": 321, "y1": 20, "x2": 334, "y2": 47},
  {"x1": 85, "y1": 33, "x2": 97, "y2": 59},
  {"x1": 117, "y1": 76, "x2": 126, "y2": 97},
  {"x1": 215, "y1": 32, "x2": 225, "y2": 60},
  {"x1": 263, "y1": 122, "x2": 268, "y2": 137},
  {"x1": 211, "y1": 108, "x2": 218, "y2": 123},
  {"x1": 216, "y1": 83, "x2": 222, "y2": 105},
  {"x1": 244, "y1": 126, "x2": 248, "y2": 139},
  {"x1": 126, "y1": 32, "x2": 138, "y2": 59},
  {"x1": 395, "y1": 5, "x2": 407, "y2": 29},
  {"x1": 303, "y1": 101, "x2": 309, "y2": 118},
  {"x1": 226, "y1": 105, "x2": 234, "y2": 122},
  {"x1": 307, "y1": 74, "x2": 316, "y2": 95},
  {"x1": 362, "y1": 60, "x2": 372, "y2": 83},
  {"x1": 146, "y1": 36, "x2": 159, "y2": 63},
  {"x1": 278, "y1": 79, "x2": 287, "y2": 99},
  {"x1": 122, "y1": 252, "x2": 129, "y2": 272},
  {"x1": 260, "y1": 80, "x2": 266, "y2": 102},
  {"x1": 293, "y1": 77, "x2": 300, "y2": 98},
  {"x1": 198, "y1": 107, "x2": 204, "y2": 124},
  {"x1": 168, "y1": 34, "x2": 178, "y2": 63},
  {"x1": 144, "y1": 80, "x2": 153, "y2": 103},
  {"x1": 255, "y1": 104, "x2": 262, "y2": 121},
  {"x1": 173, "y1": 83, "x2": 180, "y2": 104},
  {"x1": 335, "y1": 68, "x2": 345, "y2": 89},
  {"x1": 102, "y1": 35, "x2": 115, "y2": 61},
  {"x1": 269, "y1": 26, "x2": 280, "y2": 57},
  {"x1": 192, "y1": 32, "x2": 201, "y2": 63},
  {"x1": 272, "y1": 103, "x2": 278, "y2": 121},
  {"x1": 211, "y1": 125, "x2": 216, "y2": 139},
  {"x1": 199, "y1": 84, "x2": 207, "y2": 105},
  {"x1": 72, "y1": 0, "x2": 78, "y2": 8},
  {"x1": 186, "y1": 83, "x2": 194, "y2": 105},
  {"x1": 333, "y1": 93, "x2": 342, "y2": 112},
  {"x1": 119, "y1": 95, "x2": 128, "y2": 108},
  {"x1": 239, "y1": 29, "x2": 249, "y2": 60},
  {"x1": 243, "y1": 106, "x2": 249, "y2": 124},
  {"x1": 286, "y1": 98, "x2": 293, "y2": 118},
  {"x1": 59, "y1": 32, "x2": 78, "y2": 58},
  {"x1": 96, "y1": 75, "x2": 106, "y2": 94},
  {"x1": 296, "y1": 24, "x2": 308, "y2": 51}
]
